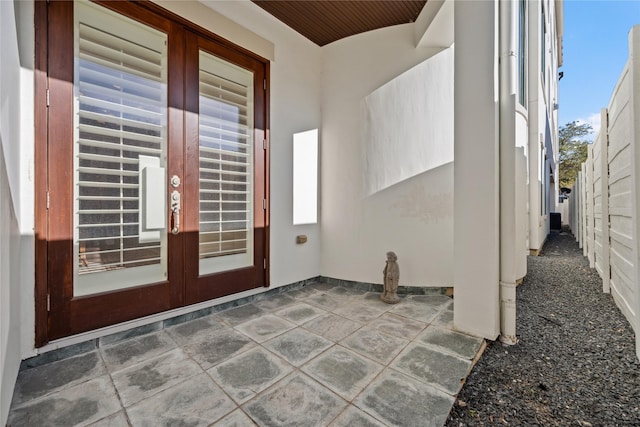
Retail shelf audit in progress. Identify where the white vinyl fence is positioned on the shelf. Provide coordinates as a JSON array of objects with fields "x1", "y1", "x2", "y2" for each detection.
[{"x1": 568, "y1": 25, "x2": 640, "y2": 360}]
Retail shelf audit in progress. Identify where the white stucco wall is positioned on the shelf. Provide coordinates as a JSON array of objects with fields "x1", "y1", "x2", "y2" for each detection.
[
  {"x1": 528, "y1": 0, "x2": 557, "y2": 254},
  {"x1": 453, "y1": 0, "x2": 500, "y2": 339},
  {"x1": 321, "y1": 26, "x2": 453, "y2": 287},
  {"x1": 528, "y1": 80, "x2": 548, "y2": 253},
  {"x1": 0, "y1": 145, "x2": 20, "y2": 426},
  {"x1": 1, "y1": 0, "x2": 33, "y2": 423},
  {"x1": 363, "y1": 48, "x2": 454, "y2": 196},
  {"x1": 515, "y1": 112, "x2": 529, "y2": 280}
]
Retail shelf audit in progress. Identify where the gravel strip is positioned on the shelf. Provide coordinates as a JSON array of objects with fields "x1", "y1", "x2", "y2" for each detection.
[{"x1": 446, "y1": 228, "x2": 640, "y2": 426}]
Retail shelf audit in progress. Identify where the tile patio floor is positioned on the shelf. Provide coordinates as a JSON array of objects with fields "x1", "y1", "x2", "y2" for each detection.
[{"x1": 7, "y1": 282, "x2": 484, "y2": 427}]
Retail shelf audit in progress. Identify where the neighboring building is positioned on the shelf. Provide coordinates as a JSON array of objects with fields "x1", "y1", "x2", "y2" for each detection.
[{"x1": 0, "y1": 1, "x2": 563, "y2": 423}]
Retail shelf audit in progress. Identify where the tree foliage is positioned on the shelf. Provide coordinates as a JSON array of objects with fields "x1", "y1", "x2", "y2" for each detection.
[{"x1": 559, "y1": 121, "x2": 592, "y2": 189}]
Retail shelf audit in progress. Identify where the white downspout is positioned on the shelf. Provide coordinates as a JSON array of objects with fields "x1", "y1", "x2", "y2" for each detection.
[{"x1": 499, "y1": 0, "x2": 518, "y2": 345}]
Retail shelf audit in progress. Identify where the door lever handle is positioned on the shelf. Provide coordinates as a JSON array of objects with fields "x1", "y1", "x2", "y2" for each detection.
[{"x1": 170, "y1": 190, "x2": 181, "y2": 235}]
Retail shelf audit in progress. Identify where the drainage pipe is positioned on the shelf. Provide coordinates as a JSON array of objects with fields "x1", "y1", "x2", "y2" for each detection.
[{"x1": 498, "y1": 0, "x2": 518, "y2": 345}]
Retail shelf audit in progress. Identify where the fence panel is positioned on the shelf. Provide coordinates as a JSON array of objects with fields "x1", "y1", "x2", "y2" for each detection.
[
  {"x1": 607, "y1": 62, "x2": 636, "y2": 326},
  {"x1": 570, "y1": 27, "x2": 640, "y2": 359},
  {"x1": 586, "y1": 146, "x2": 595, "y2": 267},
  {"x1": 592, "y1": 130, "x2": 604, "y2": 275},
  {"x1": 593, "y1": 108, "x2": 611, "y2": 293}
]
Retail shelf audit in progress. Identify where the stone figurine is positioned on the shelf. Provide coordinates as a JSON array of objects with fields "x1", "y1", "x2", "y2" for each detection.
[{"x1": 381, "y1": 251, "x2": 400, "y2": 304}]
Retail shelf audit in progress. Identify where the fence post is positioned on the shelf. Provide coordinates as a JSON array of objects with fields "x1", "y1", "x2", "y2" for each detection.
[
  {"x1": 585, "y1": 144, "x2": 596, "y2": 268},
  {"x1": 575, "y1": 180, "x2": 579, "y2": 239},
  {"x1": 580, "y1": 163, "x2": 587, "y2": 252},
  {"x1": 576, "y1": 170, "x2": 582, "y2": 245},
  {"x1": 571, "y1": 181, "x2": 576, "y2": 236},
  {"x1": 600, "y1": 108, "x2": 611, "y2": 293},
  {"x1": 583, "y1": 164, "x2": 588, "y2": 255}
]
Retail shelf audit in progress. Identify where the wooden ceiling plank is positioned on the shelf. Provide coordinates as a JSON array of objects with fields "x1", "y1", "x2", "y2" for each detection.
[{"x1": 251, "y1": 0, "x2": 427, "y2": 46}]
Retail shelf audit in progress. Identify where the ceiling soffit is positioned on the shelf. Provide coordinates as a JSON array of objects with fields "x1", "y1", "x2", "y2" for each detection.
[{"x1": 251, "y1": 1, "x2": 428, "y2": 46}]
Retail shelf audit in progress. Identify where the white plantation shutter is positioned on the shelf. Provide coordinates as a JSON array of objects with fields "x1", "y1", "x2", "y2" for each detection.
[
  {"x1": 74, "y1": 1, "x2": 168, "y2": 296},
  {"x1": 199, "y1": 51, "x2": 254, "y2": 275}
]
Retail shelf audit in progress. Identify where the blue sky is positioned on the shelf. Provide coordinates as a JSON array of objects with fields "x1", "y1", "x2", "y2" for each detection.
[{"x1": 559, "y1": 0, "x2": 640, "y2": 135}]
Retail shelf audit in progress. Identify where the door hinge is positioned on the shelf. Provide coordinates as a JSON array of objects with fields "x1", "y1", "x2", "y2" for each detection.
[
  {"x1": 46, "y1": 191, "x2": 50, "y2": 209},
  {"x1": 263, "y1": 79, "x2": 266, "y2": 91},
  {"x1": 46, "y1": 89, "x2": 50, "y2": 107},
  {"x1": 264, "y1": 258, "x2": 267, "y2": 269},
  {"x1": 47, "y1": 294, "x2": 50, "y2": 311},
  {"x1": 263, "y1": 139, "x2": 267, "y2": 150},
  {"x1": 263, "y1": 199, "x2": 267, "y2": 210}
]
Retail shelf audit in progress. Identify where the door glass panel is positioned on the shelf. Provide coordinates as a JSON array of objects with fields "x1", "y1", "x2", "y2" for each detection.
[
  {"x1": 199, "y1": 51, "x2": 254, "y2": 275},
  {"x1": 73, "y1": 1, "x2": 168, "y2": 296}
]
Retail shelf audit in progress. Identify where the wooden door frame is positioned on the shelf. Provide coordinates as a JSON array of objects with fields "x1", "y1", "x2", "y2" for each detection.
[
  {"x1": 183, "y1": 31, "x2": 269, "y2": 305},
  {"x1": 34, "y1": 0, "x2": 270, "y2": 347},
  {"x1": 34, "y1": 0, "x2": 49, "y2": 347}
]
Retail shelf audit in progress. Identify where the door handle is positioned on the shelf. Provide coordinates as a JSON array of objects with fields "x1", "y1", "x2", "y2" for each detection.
[{"x1": 170, "y1": 190, "x2": 181, "y2": 235}]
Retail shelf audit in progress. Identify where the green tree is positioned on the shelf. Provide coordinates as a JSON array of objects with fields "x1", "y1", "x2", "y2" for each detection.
[{"x1": 559, "y1": 121, "x2": 592, "y2": 188}]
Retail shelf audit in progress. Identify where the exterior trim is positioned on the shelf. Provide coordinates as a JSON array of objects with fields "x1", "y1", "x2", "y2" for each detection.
[{"x1": 34, "y1": 0, "x2": 49, "y2": 348}]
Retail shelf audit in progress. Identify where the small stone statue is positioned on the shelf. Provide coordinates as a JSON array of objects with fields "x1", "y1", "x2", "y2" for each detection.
[{"x1": 381, "y1": 251, "x2": 400, "y2": 304}]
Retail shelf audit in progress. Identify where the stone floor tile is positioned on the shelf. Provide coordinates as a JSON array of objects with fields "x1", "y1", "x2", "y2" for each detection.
[
  {"x1": 390, "y1": 342, "x2": 471, "y2": 395},
  {"x1": 234, "y1": 314, "x2": 296, "y2": 343},
  {"x1": 327, "y1": 286, "x2": 367, "y2": 298},
  {"x1": 112, "y1": 348, "x2": 202, "y2": 407},
  {"x1": 101, "y1": 331, "x2": 177, "y2": 373},
  {"x1": 302, "y1": 313, "x2": 363, "y2": 342},
  {"x1": 359, "y1": 296, "x2": 399, "y2": 312},
  {"x1": 301, "y1": 346, "x2": 384, "y2": 401},
  {"x1": 99, "y1": 324, "x2": 162, "y2": 347},
  {"x1": 366, "y1": 312, "x2": 426, "y2": 340},
  {"x1": 408, "y1": 295, "x2": 453, "y2": 308},
  {"x1": 243, "y1": 372, "x2": 347, "y2": 426},
  {"x1": 217, "y1": 304, "x2": 266, "y2": 326},
  {"x1": 210, "y1": 409, "x2": 257, "y2": 426},
  {"x1": 431, "y1": 306, "x2": 453, "y2": 328},
  {"x1": 164, "y1": 315, "x2": 227, "y2": 346},
  {"x1": 362, "y1": 292, "x2": 385, "y2": 302},
  {"x1": 7, "y1": 291, "x2": 472, "y2": 427},
  {"x1": 388, "y1": 301, "x2": 441, "y2": 323},
  {"x1": 7, "y1": 375, "x2": 121, "y2": 427},
  {"x1": 355, "y1": 369, "x2": 453, "y2": 427},
  {"x1": 208, "y1": 347, "x2": 293, "y2": 404},
  {"x1": 304, "y1": 292, "x2": 345, "y2": 311},
  {"x1": 182, "y1": 328, "x2": 256, "y2": 370},
  {"x1": 126, "y1": 373, "x2": 236, "y2": 427},
  {"x1": 332, "y1": 303, "x2": 388, "y2": 323},
  {"x1": 329, "y1": 405, "x2": 387, "y2": 427},
  {"x1": 287, "y1": 286, "x2": 319, "y2": 299},
  {"x1": 275, "y1": 302, "x2": 326, "y2": 325},
  {"x1": 305, "y1": 282, "x2": 336, "y2": 292},
  {"x1": 341, "y1": 326, "x2": 409, "y2": 365},
  {"x1": 263, "y1": 328, "x2": 333, "y2": 367},
  {"x1": 88, "y1": 410, "x2": 130, "y2": 427},
  {"x1": 11, "y1": 351, "x2": 107, "y2": 405},
  {"x1": 253, "y1": 293, "x2": 297, "y2": 311},
  {"x1": 417, "y1": 326, "x2": 484, "y2": 360}
]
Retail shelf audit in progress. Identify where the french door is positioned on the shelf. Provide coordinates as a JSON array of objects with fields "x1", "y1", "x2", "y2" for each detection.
[{"x1": 41, "y1": 0, "x2": 268, "y2": 341}]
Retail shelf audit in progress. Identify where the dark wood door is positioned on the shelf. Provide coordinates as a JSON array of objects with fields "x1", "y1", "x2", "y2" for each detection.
[
  {"x1": 182, "y1": 32, "x2": 268, "y2": 304},
  {"x1": 42, "y1": 1, "x2": 268, "y2": 341}
]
